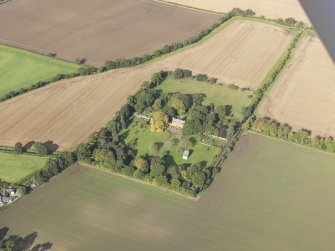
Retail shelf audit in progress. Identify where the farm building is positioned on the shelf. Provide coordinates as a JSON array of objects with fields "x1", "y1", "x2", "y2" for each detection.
[
  {"x1": 183, "y1": 150, "x2": 190, "y2": 160},
  {"x1": 170, "y1": 118, "x2": 185, "y2": 129},
  {"x1": 134, "y1": 112, "x2": 151, "y2": 120}
]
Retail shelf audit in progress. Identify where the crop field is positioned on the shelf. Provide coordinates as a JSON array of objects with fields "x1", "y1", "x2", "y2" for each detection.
[
  {"x1": 157, "y1": 20, "x2": 294, "y2": 90},
  {"x1": 160, "y1": 0, "x2": 311, "y2": 24},
  {"x1": 1, "y1": 133, "x2": 335, "y2": 250},
  {"x1": 0, "y1": 0, "x2": 218, "y2": 66},
  {"x1": 258, "y1": 35, "x2": 335, "y2": 137},
  {"x1": 0, "y1": 66, "x2": 157, "y2": 150},
  {"x1": 0, "y1": 19, "x2": 293, "y2": 150},
  {"x1": 158, "y1": 76, "x2": 252, "y2": 120},
  {"x1": 0, "y1": 152, "x2": 47, "y2": 183},
  {"x1": 0, "y1": 44, "x2": 80, "y2": 97}
]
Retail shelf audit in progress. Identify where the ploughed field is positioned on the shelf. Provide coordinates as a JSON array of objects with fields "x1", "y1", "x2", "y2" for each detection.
[
  {"x1": 258, "y1": 35, "x2": 335, "y2": 137},
  {"x1": 1, "y1": 133, "x2": 335, "y2": 250},
  {"x1": 0, "y1": 19, "x2": 291, "y2": 150},
  {"x1": 0, "y1": 0, "x2": 218, "y2": 66},
  {"x1": 0, "y1": 44, "x2": 80, "y2": 97},
  {"x1": 161, "y1": 0, "x2": 311, "y2": 24}
]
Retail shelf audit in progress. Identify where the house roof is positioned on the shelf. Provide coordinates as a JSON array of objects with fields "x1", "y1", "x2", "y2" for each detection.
[
  {"x1": 183, "y1": 150, "x2": 190, "y2": 157},
  {"x1": 172, "y1": 118, "x2": 185, "y2": 125}
]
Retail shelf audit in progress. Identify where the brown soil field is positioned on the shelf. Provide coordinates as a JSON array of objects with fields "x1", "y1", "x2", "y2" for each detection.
[
  {"x1": 0, "y1": 0, "x2": 218, "y2": 66},
  {"x1": 1, "y1": 134, "x2": 335, "y2": 250},
  {"x1": 157, "y1": 19, "x2": 293, "y2": 89},
  {"x1": 159, "y1": 0, "x2": 311, "y2": 25},
  {"x1": 0, "y1": 19, "x2": 291, "y2": 150},
  {"x1": 259, "y1": 35, "x2": 335, "y2": 137}
]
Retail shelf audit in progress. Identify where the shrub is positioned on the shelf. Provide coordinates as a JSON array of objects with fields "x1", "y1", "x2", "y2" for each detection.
[
  {"x1": 14, "y1": 142, "x2": 23, "y2": 154},
  {"x1": 195, "y1": 74, "x2": 208, "y2": 81},
  {"x1": 33, "y1": 142, "x2": 48, "y2": 156}
]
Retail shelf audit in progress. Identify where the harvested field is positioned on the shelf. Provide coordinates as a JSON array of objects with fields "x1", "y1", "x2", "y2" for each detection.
[
  {"x1": 258, "y1": 35, "x2": 335, "y2": 137},
  {"x1": 0, "y1": 66, "x2": 158, "y2": 150},
  {"x1": 0, "y1": 19, "x2": 292, "y2": 150},
  {"x1": 160, "y1": 0, "x2": 311, "y2": 24},
  {"x1": 157, "y1": 20, "x2": 294, "y2": 89},
  {"x1": 1, "y1": 133, "x2": 335, "y2": 250},
  {"x1": 0, "y1": 0, "x2": 218, "y2": 66}
]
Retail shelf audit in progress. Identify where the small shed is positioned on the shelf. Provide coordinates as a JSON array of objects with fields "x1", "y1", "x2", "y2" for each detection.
[
  {"x1": 183, "y1": 150, "x2": 190, "y2": 160},
  {"x1": 170, "y1": 118, "x2": 185, "y2": 129}
]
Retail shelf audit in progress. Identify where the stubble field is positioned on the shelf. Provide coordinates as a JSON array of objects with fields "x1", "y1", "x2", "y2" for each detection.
[
  {"x1": 0, "y1": 0, "x2": 218, "y2": 66},
  {"x1": 157, "y1": 19, "x2": 293, "y2": 90},
  {"x1": 1, "y1": 133, "x2": 335, "y2": 250},
  {"x1": 0, "y1": 19, "x2": 292, "y2": 150},
  {"x1": 258, "y1": 35, "x2": 335, "y2": 137},
  {"x1": 159, "y1": 0, "x2": 311, "y2": 24}
]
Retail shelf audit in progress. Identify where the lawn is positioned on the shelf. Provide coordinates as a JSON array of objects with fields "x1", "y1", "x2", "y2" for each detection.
[
  {"x1": 0, "y1": 44, "x2": 80, "y2": 97},
  {"x1": 2, "y1": 134, "x2": 335, "y2": 250},
  {"x1": 123, "y1": 122, "x2": 221, "y2": 166},
  {"x1": 123, "y1": 122, "x2": 170, "y2": 156},
  {"x1": 158, "y1": 76, "x2": 252, "y2": 120},
  {"x1": 162, "y1": 135, "x2": 221, "y2": 167},
  {"x1": 0, "y1": 152, "x2": 47, "y2": 183}
]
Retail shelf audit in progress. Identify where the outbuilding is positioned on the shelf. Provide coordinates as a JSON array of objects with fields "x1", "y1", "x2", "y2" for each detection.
[{"x1": 183, "y1": 150, "x2": 190, "y2": 160}]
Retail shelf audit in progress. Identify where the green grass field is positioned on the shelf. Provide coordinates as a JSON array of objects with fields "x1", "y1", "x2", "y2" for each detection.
[
  {"x1": 0, "y1": 44, "x2": 80, "y2": 97},
  {"x1": 0, "y1": 152, "x2": 47, "y2": 183},
  {"x1": 1, "y1": 133, "x2": 335, "y2": 250},
  {"x1": 158, "y1": 76, "x2": 252, "y2": 120},
  {"x1": 123, "y1": 123, "x2": 170, "y2": 156},
  {"x1": 162, "y1": 135, "x2": 221, "y2": 167}
]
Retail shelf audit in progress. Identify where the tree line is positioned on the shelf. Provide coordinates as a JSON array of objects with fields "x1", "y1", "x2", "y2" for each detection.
[{"x1": 253, "y1": 118, "x2": 335, "y2": 153}]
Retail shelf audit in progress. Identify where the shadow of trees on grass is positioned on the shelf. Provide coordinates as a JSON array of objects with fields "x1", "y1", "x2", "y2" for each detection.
[{"x1": 0, "y1": 227, "x2": 52, "y2": 251}]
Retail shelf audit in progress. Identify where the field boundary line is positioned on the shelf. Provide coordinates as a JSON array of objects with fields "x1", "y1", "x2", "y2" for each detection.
[
  {"x1": 79, "y1": 162, "x2": 200, "y2": 201},
  {"x1": 153, "y1": 0, "x2": 224, "y2": 15},
  {"x1": 245, "y1": 131, "x2": 335, "y2": 157},
  {"x1": 0, "y1": 39, "x2": 81, "y2": 66}
]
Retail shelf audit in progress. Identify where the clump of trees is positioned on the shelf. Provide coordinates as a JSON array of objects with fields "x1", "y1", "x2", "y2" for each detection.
[
  {"x1": 253, "y1": 118, "x2": 335, "y2": 152},
  {"x1": 33, "y1": 142, "x2": 48, "y2": 156},
  {"x1": 150, "y1": 112, "x2": 169, "y2": 132},
  {"x1": 74, "y1": 70, "x2": 241, "y2": 196},
  {"x1": 14, "y1": 142, "x2": 23, "y2": 154},
  {"x1": 276, "y1": 17, "x2": 306, "y2": 28},
  {"x1": 32, "y1": 151, "x2": 77, "y2": 184}
]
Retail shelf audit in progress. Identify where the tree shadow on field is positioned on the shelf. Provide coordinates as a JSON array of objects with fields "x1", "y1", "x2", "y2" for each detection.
[
  {"x1": 23, "y1": 141, "x2": 35, "y2": 151},
  {"x1": 44, "y1": 140, "x2": 59, "y2": 153},
  {"x1": 0, "y1": 227, "x2": 53, "y2": 251}
]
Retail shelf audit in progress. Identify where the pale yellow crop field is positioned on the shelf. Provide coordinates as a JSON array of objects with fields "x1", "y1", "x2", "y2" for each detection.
[
  {"x1": 259, "y1": 35, "x2": 335, "y2": 137},
  {"x1": 160, "y1": 0, "x2": 311, "y2": 24}
]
